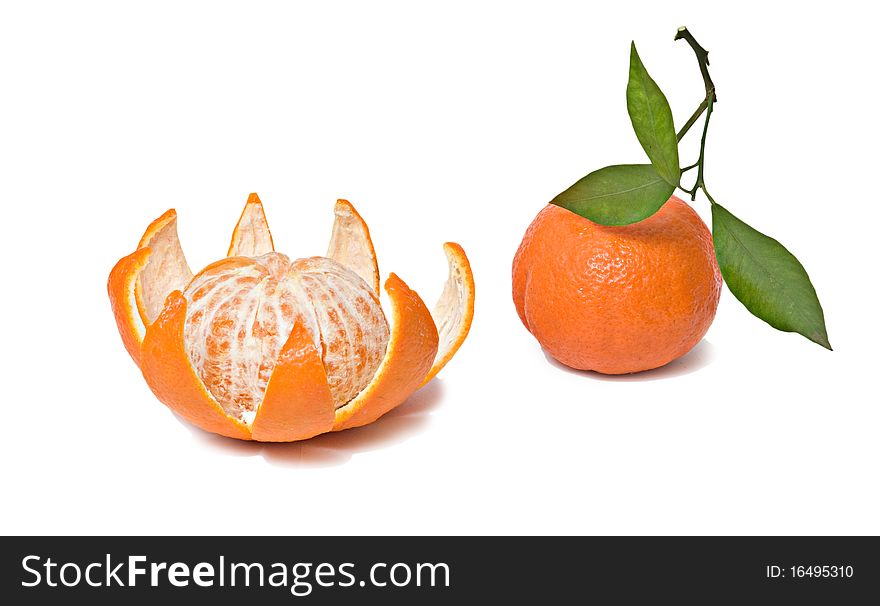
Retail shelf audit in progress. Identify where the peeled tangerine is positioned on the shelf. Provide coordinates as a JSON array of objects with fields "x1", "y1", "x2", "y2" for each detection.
[{"x1": 108, "y1": 195, "x2": 474, "y2": 441}]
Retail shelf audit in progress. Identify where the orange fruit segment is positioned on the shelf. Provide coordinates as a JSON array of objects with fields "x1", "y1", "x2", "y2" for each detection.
[
  {"x1": 141, "y1": 290, "x2": 253, "y2": 440},
  {"x1": 333, "y1": 273, "x2": 439, "y2": 431},
  {"x1": 422, "y1": 242, "x2": 475, "y2": 385},
  {"x1": 326, "y1": 199, "x2": 381, "y2": 295},
  {"x1": 108, "y1": 194, "x2": 474, "y2": 441},
  {"x1": 250, "y1": 321, "x2": 336, "y2": 442},
  {"x1": 228, "y1": 193, "x2": 275, "y2": 257}
]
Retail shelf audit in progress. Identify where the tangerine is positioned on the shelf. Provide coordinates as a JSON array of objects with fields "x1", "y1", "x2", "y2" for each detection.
[
  {"x1": 108, "y1": 195, "x2": 475, "y2": 441},
  {"x1": 512, "y1": 195, "x2": 721, "y2": 374}
]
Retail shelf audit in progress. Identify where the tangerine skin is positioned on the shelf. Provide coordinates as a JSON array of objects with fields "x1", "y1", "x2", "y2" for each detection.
[{"x1": 512, "y1": 196, "x2": 722, "y2": 374}]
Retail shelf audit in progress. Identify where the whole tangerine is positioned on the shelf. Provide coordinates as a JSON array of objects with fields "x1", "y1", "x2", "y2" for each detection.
[{"x1": 512, "y1": 195, "x2": 721, "y2": 374}]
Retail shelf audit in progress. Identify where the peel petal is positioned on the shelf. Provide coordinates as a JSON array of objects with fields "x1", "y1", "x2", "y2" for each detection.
[
  {"x1": 333, "y1": 273, "x2": 439, "y2": 431},
  {"x1": 422, "y1": 242, "x2": 475, "y2": 385},
  {"x1": 141, "y1": 291, "x2": 252, "y2": 440},
  {"x1": 228, "y1": 193, "x2": 275, "y2": 257},
  {"x1": 327, "y1": 199, "x2": 380, "y2": 294},
  {"x1": 107, "y1": 248, "x2": 150, "y2": 367},
  {"x1": 135, "y1": 209, "x2": 194, "y2": 325},
  {"x1": 250, "y1": 321, "x2": 336, "y2": 442}
]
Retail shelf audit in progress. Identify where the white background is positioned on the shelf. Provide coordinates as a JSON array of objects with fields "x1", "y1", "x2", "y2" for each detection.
[{"x1": 2, "y1": 1, "x2": 877, "y2": 535}]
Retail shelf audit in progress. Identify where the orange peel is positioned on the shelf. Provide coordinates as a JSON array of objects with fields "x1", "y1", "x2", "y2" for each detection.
[
  {"x1": 108, "y1": 248, "x2": 150, "y2": 366},
  {"x1": 334, "y1": 273, "x2": 438, "y2": 431},
  {"x1": 107, "y1": 194, "x2": 475, "y2": 441},
  {"x1": 424, "y1": 242, "x2": 475, "y2": 385},
  {"x1": 327, "y1": 199, "x2": 380, "y2": 295},
  {"x1": 228, "y1": 193, "x2": 274, "y2": 257}
]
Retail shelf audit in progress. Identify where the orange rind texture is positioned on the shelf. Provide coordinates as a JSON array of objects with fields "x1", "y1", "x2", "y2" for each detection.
[
  {"x1": 141, "y1": 291, "x2": 253, "y2": 440},
  {"x1": 513, "y1": 198, "x2": 720, "y2": 374},
  {"x1": 107, "y1": 194, "x2": 475, "y2": 441},
  {"x1": 250, "y1": 322, "x2": 336, "y2": 442},
  {"x1": 107, "y1": 248, "x2": 150, "y2": 366}
]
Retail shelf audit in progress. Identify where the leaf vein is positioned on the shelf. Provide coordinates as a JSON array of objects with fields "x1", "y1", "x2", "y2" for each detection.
[
  {"x1": 716, "y1": 215, "x2": 817, "y2": 330},
  {"x1": 574, "y1": 178, "x2": 664, "y2": 202}
]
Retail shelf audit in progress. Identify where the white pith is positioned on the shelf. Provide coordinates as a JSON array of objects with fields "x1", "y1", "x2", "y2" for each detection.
[
  {"x1": 434, "y1": 253, "x2": 467, "y2": 361},
  {"x1": 327, "y1": 201, "x2": 380, "y2": 294},
  {"x1": 229, "y1": 198, "x2": 274, "y2": 258},
  {"x1": 137, "y1": 216, "x2": 193, "y2": 324}
]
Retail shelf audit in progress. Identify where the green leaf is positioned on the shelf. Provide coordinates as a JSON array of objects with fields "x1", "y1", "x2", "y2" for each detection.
[
  {"x1": 627, "y1": 42, "x2": 680, "y2": 187},
  {"x1": 551, "y1": 164, "x2": 674, "y2": 226},
  {"x1": 711, "y1": 203, "x2": 831, "y2": 349}
]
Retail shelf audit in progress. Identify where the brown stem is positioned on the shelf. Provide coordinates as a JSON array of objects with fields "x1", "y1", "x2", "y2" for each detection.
[{"x1": 674, "y1": 26, "x2": 716, "y2": 102}]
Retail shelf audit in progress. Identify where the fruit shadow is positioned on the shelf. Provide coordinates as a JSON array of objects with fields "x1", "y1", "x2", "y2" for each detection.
[
  {"x1": 542, "y1": 339, "x2": 715, "y2": 381},
  {"x1": 176, "y1": 380, "x2": 445, "y2": 467}
]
